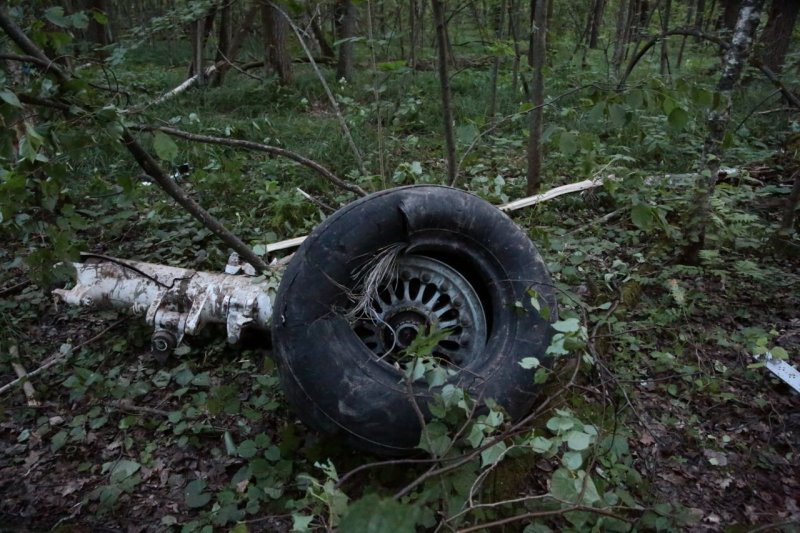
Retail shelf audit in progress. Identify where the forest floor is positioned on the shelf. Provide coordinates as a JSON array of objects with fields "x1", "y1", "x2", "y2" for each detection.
[{"x1": 2, "y1": 41, "x2": 800, "y2": 532}]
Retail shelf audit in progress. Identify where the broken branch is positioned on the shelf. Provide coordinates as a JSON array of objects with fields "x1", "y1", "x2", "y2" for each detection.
[{"x1": 129, "y1": 124, "x2": 366, "y2": 197}]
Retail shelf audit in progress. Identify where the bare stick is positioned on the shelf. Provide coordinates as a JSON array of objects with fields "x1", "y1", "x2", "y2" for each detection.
[
  {"x1": 130, "y1": 124, "x2": 366, "y2": 196},
  {"x1": 296, "y1": 188, "x2": 335, "y2": 212},
  {"x1": 271, "y1": 2, "x2": 370, "y2": 178},
  {"x1": 10, "y1": 347, "x2": 38, "y2": 406},
  {"x1": 0, "y1": 320, "x2": 127, "y2": 396}
]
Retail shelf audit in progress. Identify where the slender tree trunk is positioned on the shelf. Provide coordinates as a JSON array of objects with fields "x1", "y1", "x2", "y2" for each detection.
[
  {"x1": 660, "y1": 0, "x2": 672, "y2": 76},
  {"x1": 335, "y1": 0, "x2": 355, "y2": 81},
  {"x1": 721, "y1": 0, "x2": 742, "y2": 30},
  {"x1": 677, "y1": 0, "x2": 695, "y2": 67},
  {"x1": 212, "y1": 3, "x2": 231, "y2": 69},
  {"x1": 410, "y1": 0, "x2": 417, "y2": 70},
  {"x1": 759, "y1": 0, "x2": 800, "y2": 72},
  {"x1": 612, "y1": 0, "x2": 629, "y2": 74},
  {"x1": 86, "y1": 0, "x2": 110, "y2": 47},
  {"x1": 681, "y1": 0, "x2": 764, "y2": 264},
  {"x1": 213, "y1": 7, "x2": 257, "y2": 86},
  {"x1": 489, "y1": 0, "x2": 507, "y2": 119},
  {"x1": 261, "y1": 1, "x2": 292, "y2": 85},
  {"x1": 509, "y1": 0, "x2": 522, "y2": 93},
  {"x1": 431, "y1": 0, "x2": 458, "y2": 185},
  {"x1": 589, "y1": 0, "x2": 606, "y2": 48},
  {"x1": 527, "y1": 0, "x2": 548, "y2": 195},
  {"x1": 195, "y1": 19, "x2": 205, "y2": 86},
  {"x1": 308, "y1": 3, "x2": 336, "y2": 59},
  {"x1": 695, "y1": 0, "x2": 707, "y2": 29},
  {"x1": 779, "y1": 170, "x2": 800, "y2": 235}
]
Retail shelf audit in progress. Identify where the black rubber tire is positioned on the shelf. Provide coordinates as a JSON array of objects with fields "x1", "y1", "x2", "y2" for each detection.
[{"x1": 272, "y1": 185, "x2": 557, "y2": 455}]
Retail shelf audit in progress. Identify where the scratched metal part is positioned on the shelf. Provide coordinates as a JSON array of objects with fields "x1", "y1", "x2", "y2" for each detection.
[
  {"x1": 54, "y1": 254, "x2": 274, "y2": 354},
  {"x1": 758, "y1": 352, "x2": 800, "y2": 394}
]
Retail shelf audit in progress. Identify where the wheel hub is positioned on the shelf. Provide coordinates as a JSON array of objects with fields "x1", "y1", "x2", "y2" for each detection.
[{"x1": 352, "y1": 255, "x2": 487, "y2": 367}]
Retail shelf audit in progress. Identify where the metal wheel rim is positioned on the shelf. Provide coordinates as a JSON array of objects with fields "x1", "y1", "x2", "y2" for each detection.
[{"x1": 352, "y1": 255, "x2": 487, "y2": 367}]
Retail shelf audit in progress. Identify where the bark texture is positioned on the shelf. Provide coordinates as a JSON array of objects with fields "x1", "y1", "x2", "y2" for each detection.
[
  {"x1": 759, "y1": 0, "x2": 800, "y2": 72},
  {"x1": 335, "y1": 0, "x2": 355, "y2": 81},
  {"x1": 526, "y1": 0, "x2": 548, "y2": 195},
  {"x1": 612, "y1": 0, "x2": 629, "y2": 74},
  {"x1": 431, "y1": 0, "x2": 458, "y2": 185},
  {"x1": 261, "y1": 0, "x2": 292, "y2": 85}
]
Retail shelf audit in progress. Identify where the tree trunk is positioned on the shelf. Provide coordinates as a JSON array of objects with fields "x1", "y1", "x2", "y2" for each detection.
[
  {"x1": 677, "y1": 0, "x2": 695, "y2": 67},
  {"x1": 681, "y1": 0, "x2": 764, "y2": 264},
  {"x1": 612, "y1": 0, "x2": 629, "y2": 74},
  {"x1": 721, "y1": 0, "x2": 742, "y2": 30},
  {"x1": 660, "y1": 0, "x2": 672, "y2": 76},
  {"x1": 195, "y1": 19, "x2": 205, "y2": 87},
  {"x1": 410, "y1": 0, "x2": 417, "y2": 70},
  {"x1": 508, "y1": 0, "x2": 523, "y2": 93},
  {"x1": 431, "y1": 0, "x2": 458, "y2": 185},
  {"x1": 261, "y1": 0, "x2": 292, "y2": 85},
  {"x1": 589, "y1": 0, "x2": 606, "y2": 48},
  {"x1": 213, "y1": 3, "x2": 231, "y2": 66},
  {"x1": 759, "y1": 0, "x2": 800, "y2": 72},
  {"x1": 779, "y1": 170, "x2": 800, "y2": 235},
  {"x1": 489, "y1": 0, "x2": 507, "y2": 119},
  {"x1": 85, "y1": 0, "x2": 110, "y2": 47},
  {"x1": 213, "y1": 7, "x2": 258, "y2": 86},
  {"x1": 695, "y1": 0, "x2": 707, "y2": 28},
  {"x1": 335, "y1": 0, "x2": 355, "y2": 81},
  {"x1": 526, "y1": 0, "x2": 548, "y2": 195},
  {"x1": 308, "y1": 3, "x2": 336, "y2": 59}
]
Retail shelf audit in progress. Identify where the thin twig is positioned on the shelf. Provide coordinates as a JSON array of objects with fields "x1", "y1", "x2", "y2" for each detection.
[{"x1": 0, "y1": 319, "x2": 128, "y2": 396}]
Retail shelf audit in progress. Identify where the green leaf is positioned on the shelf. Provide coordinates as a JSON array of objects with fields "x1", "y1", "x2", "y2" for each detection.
[
  {"x1": 457, "y1": 123, "x2": 479, "y2": 145},
  {"x1": 51, "y1": 430, "x2": 68, "y2": 452},
  {"x1": 567, "y1": 431, "x2": 591, "y2": 451},
  {"x1": 45, "y1": 7, "x2": 69, "y2": 27},
  {"x1": 631, "y1": 204, "x2": 654, "y2": 230},
  {"x1": 110, "y1": 459, "x2": 141, "y2": 483},
  {"x1": 550, "y1": 468, "x2": 578, "y2": 502},
  {"x1": 224, "y1": 431, "x2": 237, "y2": 456},
  {"x1": 153, "y1": 132, "x2": 179, "y2": 162},
  {"x1": 552, "y1": 318, "x2": 580, "y2": 333},
  {"x1": 668, "y1": 107, "x2": 690, "y2": 130},
  {"x1": 481, "y1": 441, "x2": 508, "y2": 467},
  {"x1": 531, "y1": 436, "x2": 553, "y2": 453},
  {"x1": 339, "y1": 494, "x2": 420, "y2": 533},
  {"x1": 237, "y1": 439, "x2": 258, "y2": 459},
  {"x1": 70, "y1": 12, "x2": 89, "y2": 30},
  {"x1": 184, "y1": 479, "x2": 211, "y2": 508},
  {"x1": 0, "y1": 90, "x2": 21, "y2": 108},
  {"x1": 770, "y1": 347, "x2": 788, "y2": 359},
  {"x1": 562, "y1": 451, "x2": 583, "y2": 470},
  {"x1": 626, "y1": 89, "x2": 644, "y2": 109},
  {"x1": 520, "y1": 357, "x2": 540, "y2": 369},
  {"x1": 587, "y1": 102, "x2": 605, "y2": 123},
  {"x1": 418, "y1": 421, "x2": 451, "y2": 456},
  {"x1": 558, "y1": 132, "x2": 577, "y2": 155},
  {"x1": 467, "y1": 423, "x2": 484, "y2": 448},
  {"x1": 546, "y1": 416, "x2": 574, "y2": 433},
  {"x1": 609, "y1": 104, "x2": 626, "y2": 128},
  {"x1": 292, "y1": 514, "x2": 314, "y2": 532},
  {"x1": 691, "y1": 87, "x2": 713, "y2": 108}
]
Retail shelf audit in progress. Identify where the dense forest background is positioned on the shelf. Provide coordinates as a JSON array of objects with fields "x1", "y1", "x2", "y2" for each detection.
[{"x1": 0, "y1": 0, "x2": 799, "y2": 531}]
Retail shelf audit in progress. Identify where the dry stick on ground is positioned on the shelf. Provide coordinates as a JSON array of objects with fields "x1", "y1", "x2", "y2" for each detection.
[
  {"x1": 0, "y1": 9, "x2": 269, "y2": 273},
  {"x1": 271, "y1": 2, "x2": 370, "y2": 179},
  {"x1": 10, "y1": 346, "x2": 38, "y2": 407},
  {"x1": 0, "y1": 319, "x2": 128, "y2": 396},
  {"x1": 129, "y1": 124, "x2": 367, "y2": 196}
]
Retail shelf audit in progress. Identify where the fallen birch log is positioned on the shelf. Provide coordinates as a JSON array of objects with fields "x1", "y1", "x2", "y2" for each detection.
[{"x1": 149, "y1": 64, "x2": 219, "y2": 107}]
